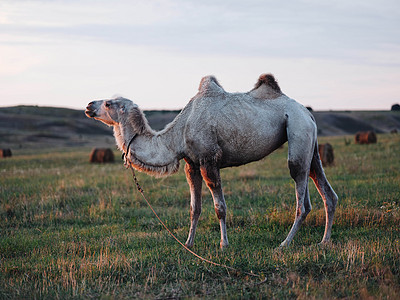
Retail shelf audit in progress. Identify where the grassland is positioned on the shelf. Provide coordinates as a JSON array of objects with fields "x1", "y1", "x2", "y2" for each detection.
[{"x1": 1, "y1": 134, "x2": 399, "y2": 299}]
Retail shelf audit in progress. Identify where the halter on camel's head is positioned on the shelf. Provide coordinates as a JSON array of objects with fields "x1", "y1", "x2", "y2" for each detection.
[
  {"x1": 85, "y1": 97, "x2": 137, "y2": 126},
  {"x1": 85, "y1": 97, "x2": 151, "y2": 139}
]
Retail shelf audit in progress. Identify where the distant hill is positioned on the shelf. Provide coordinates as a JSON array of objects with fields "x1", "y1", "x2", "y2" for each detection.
[
  {"x1": 0, "y1": 105, "x2": 399, "y2": 150},
  {"x1": 312, "y1": 110, "x2": 400, "y2": 136}
]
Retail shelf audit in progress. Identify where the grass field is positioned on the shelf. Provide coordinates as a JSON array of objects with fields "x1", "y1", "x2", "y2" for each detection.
[{"x1": 1, "y1": 134, "x2": 399, "y2": 298}]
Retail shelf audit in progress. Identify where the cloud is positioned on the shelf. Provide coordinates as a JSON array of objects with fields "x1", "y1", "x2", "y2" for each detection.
[
  {"x1": 1, "y1": 0, "x2": 399, "y2": 62},
  {"x1": 0, "y1": 0, "x2": 177, "y2": 27}
]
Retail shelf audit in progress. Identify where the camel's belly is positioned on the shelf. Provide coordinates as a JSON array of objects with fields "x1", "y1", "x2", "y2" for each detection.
[{"x1": 218, "y1": 128, "x2": 287, "y2": 168}]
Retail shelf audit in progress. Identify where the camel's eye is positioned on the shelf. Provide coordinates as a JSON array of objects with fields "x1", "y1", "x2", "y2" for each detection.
[{"x1": 105, "y1": 101, "x2": 111, "y2": 108}]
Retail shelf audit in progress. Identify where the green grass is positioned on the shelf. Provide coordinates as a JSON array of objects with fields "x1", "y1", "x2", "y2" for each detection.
[{"x1": 1, "y1": 134, "x2": 400, "y2": 298}]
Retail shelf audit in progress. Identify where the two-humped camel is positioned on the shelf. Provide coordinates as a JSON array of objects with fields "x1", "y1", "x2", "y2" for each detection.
[{"x1": 85, "y1": 74, "x2": 338, "y2": 249}]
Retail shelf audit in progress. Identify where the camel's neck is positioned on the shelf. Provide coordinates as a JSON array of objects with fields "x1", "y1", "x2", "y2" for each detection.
[{"x1": 113, "y1": 108, "x2": 183, "y2": 177}]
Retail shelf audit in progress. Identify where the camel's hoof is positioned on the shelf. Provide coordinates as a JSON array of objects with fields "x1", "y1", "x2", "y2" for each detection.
[
  {"x1": 274, "y1": 242, "x2": 289, "y2": 252},
  {"x1": 318, "y1": 240, "x2": 332, "y2": 249},
  {"x1": 220, "y1": 242, "x2": 229, "y2": 250},
  {"x1": 273, "y1": 247, "x2": 283, "y2": 254},
  {"x1": 279, "y1": 241, "x2": 290, "y2": 248},
  {"x1": 185, "y1": 242, "x2": 193, "y2": 249}
]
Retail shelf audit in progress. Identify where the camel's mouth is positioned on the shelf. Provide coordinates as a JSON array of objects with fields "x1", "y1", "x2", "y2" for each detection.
[
  {"x1": 85, "y1": 109, "x2": 96, "y2": 118},
  {"x1": 85, "y1": 102, "x2": 96, "y2": 118}
]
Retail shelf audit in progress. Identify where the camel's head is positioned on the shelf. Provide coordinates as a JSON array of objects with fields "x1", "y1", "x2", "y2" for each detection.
[{"x1": 85, "y1": 97, "x2": 137, "y2": 126}]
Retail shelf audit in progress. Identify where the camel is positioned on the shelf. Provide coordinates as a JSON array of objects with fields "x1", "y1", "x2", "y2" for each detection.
[{"x1": 85, "y1": 73, "x2": 338, "y2": 249}]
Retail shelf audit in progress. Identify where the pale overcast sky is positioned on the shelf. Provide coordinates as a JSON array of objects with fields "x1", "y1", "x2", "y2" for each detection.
[{"x1": 0, "y1": 0, "x2": 399, "y2": 110}]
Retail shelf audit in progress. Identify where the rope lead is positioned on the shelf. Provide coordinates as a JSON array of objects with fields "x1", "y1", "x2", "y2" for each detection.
[{"x1": 127, "y1": 165, "x2": 265, "y2": 281}]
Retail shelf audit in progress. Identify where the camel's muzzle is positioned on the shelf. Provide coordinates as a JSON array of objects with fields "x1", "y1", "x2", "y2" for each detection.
[{"x1": 85, "y1": 102, "x2": 96, "y2": 118}]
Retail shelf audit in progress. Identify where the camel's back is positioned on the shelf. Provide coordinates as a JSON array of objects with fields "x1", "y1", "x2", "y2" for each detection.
[{"x1": 183, "y1": 76, "x2": 315, "y2": 167}]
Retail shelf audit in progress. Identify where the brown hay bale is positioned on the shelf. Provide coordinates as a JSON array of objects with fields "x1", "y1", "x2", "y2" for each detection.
[
  {"x1": 89, "y1": 148, "x2": 115, "y2": 163},
  {"x1": 0, "y1": 149, "x2": 12, "y2": 158},
  {"x1": 355, "y1": 131, "x2": 377, "y2": 144},
  {"x1": 318, "y1": 143, "x2": 334, "y2": 167}
]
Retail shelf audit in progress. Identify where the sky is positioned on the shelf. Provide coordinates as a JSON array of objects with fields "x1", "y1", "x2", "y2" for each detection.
[{"x1": 0, "y1": 0, "x2": 399, "y2": 111}]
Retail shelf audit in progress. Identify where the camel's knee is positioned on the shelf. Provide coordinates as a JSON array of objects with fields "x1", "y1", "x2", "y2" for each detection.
[
  {"x1": 288, "y1": 159, "x2": 308, "y2": 181},
  {"x1": 296, "y1": 205, "x2": 310, "y2": 221},
  {"x1": 190, "y1": 204, "x2": 202, "y2": 220},
  {"x1": 214, "y1": 203, "x2": 226, "y2": 220},
  {"x1": 326, "y1": 193, "x2": 338, "y2": 215}
]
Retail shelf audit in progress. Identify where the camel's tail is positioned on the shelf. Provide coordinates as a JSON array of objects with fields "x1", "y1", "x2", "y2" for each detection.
[
  {"x1": 309, "y1": 141, "x2": 330, "y2": 185},
  {"x1": 310, "y1": 140, "x2": 339, "y2": 200}
]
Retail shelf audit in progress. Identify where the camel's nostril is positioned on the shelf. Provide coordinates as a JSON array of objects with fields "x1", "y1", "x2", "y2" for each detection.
[
  {"x1": 85, "y1": 109, "x2": 96, "y2": 117},
  {"x1": 85, "y1": 103, "x2": 96, "y2": 117}
]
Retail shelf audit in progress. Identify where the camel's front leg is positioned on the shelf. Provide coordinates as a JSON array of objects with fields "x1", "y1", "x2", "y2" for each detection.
[
  {"x1": 200, "y1": 164, "x2": 229, "y2": 249},
  {"x1": 184, "y1": 161, "x2": 203, "y2": 248}
]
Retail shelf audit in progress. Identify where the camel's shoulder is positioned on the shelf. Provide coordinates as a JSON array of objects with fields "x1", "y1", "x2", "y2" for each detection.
[{"x1": 197, "y1": 76, "x2": 226, "y2": 97}]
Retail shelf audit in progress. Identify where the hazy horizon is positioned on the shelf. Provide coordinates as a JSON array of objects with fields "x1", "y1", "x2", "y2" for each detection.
[{"x1": 2, "y1": 102, "x2": 399, "y2": 113}]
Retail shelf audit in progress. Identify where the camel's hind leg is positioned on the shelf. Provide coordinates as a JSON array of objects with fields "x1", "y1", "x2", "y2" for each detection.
[
  {"x1": 184, "y1": 160, "x2": 203, "y2": 248},
  {"x1": 280, "y1": 161, "x2": 312, "y2": 247},
  {"x1": 310, "y1": 143, "x2": 338, "y2": 244},
  {"x1": 280, "y1": 122, "x2": 315, "y2": 247}
]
